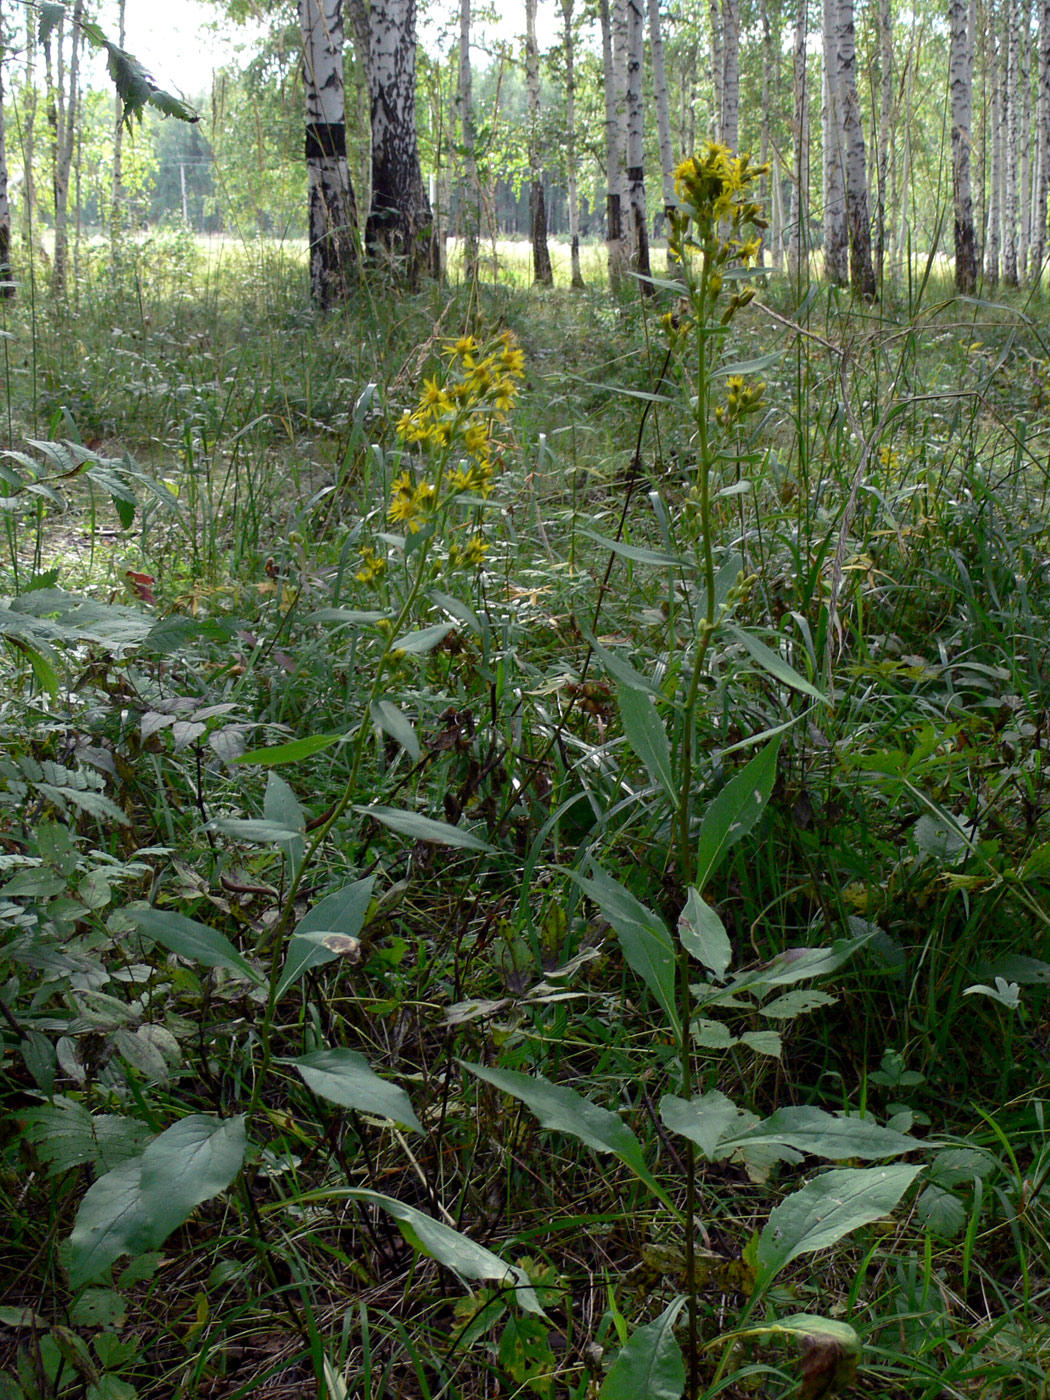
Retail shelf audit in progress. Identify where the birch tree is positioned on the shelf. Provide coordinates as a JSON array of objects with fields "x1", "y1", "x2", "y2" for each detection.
[
  {"x1": 719, "y1": 0, "x2": 740, "y2": 152},
  {"x1": 367, "y1": 0, "x2": 435, "y2": 282},
  {"x1": 1018, "y1": 0, "x2": 1032, "y2": 277},
  {"x1": 0, "y1": 0, "x2": 10, "y2": 298},
  {"x1": 300, "y1": 0, "x2": 358, "y2": 306},
  {"x1": 111, "y1": 0, "x2": 126, "y2": 242},
  {"x1": 835, "y1": 0, "x2": 876, "y2": 296},
  {"x1": 612, "y1": 0, "x2": 634, "y2": 260},
  {"x1": 599, "y1": 0, "x2": 627, "y2": 284},
  {"x1": 457, "y1": 0, "x2": 480, "y2": 282},
  {"x1": 789, "y1": 0, "x2": 811, "y2": 279},
  {"x1": 951, "y1": 0, "x2": 978, "y2": 290},
  {"x1": 1003, "y1": 0, "x2": 1019, "y2": 284},
  {"x1": 648, "y1": 0, "x2": 676, "y2": 250},
  {"x1": 822, "y1": 0, "x2": 848, "y2": 284},
  {"x1": 986, "y1": 4, "x2": 1002, "y2": 283},
  {"x1": 875, "y1": 0, "x2": 893, "y2": 278},
  {"x1": 561, "y1": 0, "x2": 585, "y2": 287},
  {"x1": 51, "y1": 0, "x2": 85, "y2": 297},
  {"x1": 1031, "y1": 0, "x2": 1050, "y2": 280},
  {"x1": 625, "y1": 0, "x2": 651, "y2": 280},
  {"x1": 526, "y1": 0, "x2": 552, "y2": 284}
]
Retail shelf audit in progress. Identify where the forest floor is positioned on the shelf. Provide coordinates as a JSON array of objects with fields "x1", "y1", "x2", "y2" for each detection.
[{"x1": 1, "y1": 234, "x2": 1050, "y2": 1400}]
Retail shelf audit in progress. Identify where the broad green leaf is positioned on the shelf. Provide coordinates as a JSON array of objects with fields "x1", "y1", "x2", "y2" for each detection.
[
  {"x1": 371, "y1": 700, "x2": 421, "y2": 762},
  {"x1": 724, "y1": 1107, "x2": 916, "y2": 1161},
  {"x1": 355, "y1": 804, "x2": 493, "y2": 852},
  {"x1": 732, "y1": 934, "x2": 870, "y2": 993},
  {"x1": 756, "y1": 1165, "x2": 924, "y2": 1288},
  {"x1": 264, "y1": 772, "x2": 305, "y2": 876},
  {"x1": 127, "y1": 908, "x2": 264, "y2": 985},
  {"x1": 695, "y1": 737, "x2": 781, "y2": 890},
  {"x1": 21, "y1": 1104, "x2": 150, "y2": 1177},
  {"x1": 738, "y1": 1030, "x2": 783, "y2": 1057},
  {"x1": 757, "y1": 1315, "x2": 860, "y2": 1398},
  {"x1": 712, "y1": 349, "x2": 785, "y2": 378},
  {"x1": 570, "y1": 864, "x2": 679, "y2": 1034},
  {"x1": 661, "y1": 1091, "x2": 742, "y2": 1160},
  {"x1": 392, "y1": 622, "x2": 457, "y2": 654},
  {"x1": 39, "y1": 3, "x2": 67, "y2": 43},
  {"x1": 350, "y1": 1190, "x2": 544, "y2": 1314},
  {"x1": 461, "y1": 1062, "x2": 673, "y2": 1210},
  {"x1": 617, "y1": 683, "x2": 675, "y2": 800},
  {"x1": 69, "y1": 1115, "x2": 245, "y2": 1288},
  {"x1": 599, "y1": 1297, "x2": 686, "y2": 1400},
  {"x1": 760, "y1": 989, "x2": 837, "y2": 1018},
  {"x1": 294, "y1": 1049, "x2": 421, "y2": 1132},
  {"x1": 277, "y1": 874, "x2": 376, "y2": 997},
  {"x1": 234, "y1": 732, "x2": 342, "y2": 766},
  {"x1": 678, "y1": 887, "x2": 732, "y2": 980}
]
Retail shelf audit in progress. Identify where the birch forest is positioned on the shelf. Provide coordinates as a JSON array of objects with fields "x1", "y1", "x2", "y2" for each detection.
[{"x1": 2, "y1": 3, "x2": 1050, "y2": 1399}]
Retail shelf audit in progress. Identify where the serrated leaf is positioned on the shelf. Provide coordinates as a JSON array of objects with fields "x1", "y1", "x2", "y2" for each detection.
[
  {"x1": 916, "y1": 1184, "x2": 966, "y2": 1239},
  {"x1": 617, "y1": 683, "x2": 675, "y2": 800},
  {"x1": 599, "y1": 1297, "x2": 686, "y2": 1400},
  {"x1": 461, "y1": 1061, "x2": 672, "y2": 1210},
  {"x1": 294, "y1": 1049, "x2": 421, "y2": 1131},
  {"x1": 39, "y1": 3, "x2": 67, "y2": 43},
  {"x1": 277, "y1": 875, "x2": 376, "y2": 997},
  {"x1": 660, "y1": 1090, "x2": 742, "y2": 1160},
  {"x1": 738, "y1": 1030, "x2": 783, "y2": 1057},
  {"x1": 756, "y1": 1165, "x2": 924, "y2": 1288},
  {"x1": 570, "y1": 864, "x2": 678, "y2": 1033},
  {"x1": 695, "y1": 737, "x2": 781, "y2": 889},
  {"x1": 127, "y1": 908, "x2": 264, "y2": 985},
  {"x1": 355, "y1": 804, "x2": 493, "y2": 852},
  {"x1": 371, "y1": 700, "x2": 421, "y2": 762},
  {"x1": 351, "y1": 1190, "x2": 544, "y2": 1313},
  {"x1": 21, "y1": 1104, "x2": 150, "y2": 1176},
  {"x1": 760, "y1": 989, "x2": 837, "y2": 1019},
  {"x1": 678, "y1": 887, "x2": 732, "y2": 979}
]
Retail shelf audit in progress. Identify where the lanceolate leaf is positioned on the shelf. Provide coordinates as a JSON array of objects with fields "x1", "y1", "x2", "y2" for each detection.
[
  {"x1": 69, "y1": 1116, "x2": 246, "y2": 1288},
  {"x1": 128, "y1": 908, "x2": 264, "y2": 985},
  {"x1": 724, "y1": 1107, "x2": 917, "y2": 1162},
  {"x1": 726, "y1": 626, "x2": 829, "y2": 704},
  {"x1": 461, "y1": 1062, "x2": 674, "y2": 1211},
  {"x1": 570, "y1": 864, "x2": 679, "y2": 1034},
  {"x1": 277, "y1": 874, "x2": 376, "y2": 997},
  {"x1": 695, "y1": 737, "x2": 781, "y2": 890},
  {"x1": 599, "y1": 1297, "x2": 687, "y2": 1400},
  {"x1": 350, "y1": 1191, "x2": 544, "y2": 1314},
  {"x1": 354, "y1": 804, "x2": 493, "y2": 852},
  {"x1": 617, "y1": 683, "x2": 675, "y2": 801},
  {"x1": 294, "y1": 1049, "x2": 421, "y2": 1132},
  {"x1": 678, "y1": 887, "x2": 732, "y2": 979},
  {"x1": 756, "y1": 1165, "x2": 924, "y2": 1289}
]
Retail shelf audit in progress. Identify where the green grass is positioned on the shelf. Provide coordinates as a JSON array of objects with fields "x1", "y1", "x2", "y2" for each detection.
[{"x1": 1, "y1": 239, "x2": 1049, "y2": 1400}]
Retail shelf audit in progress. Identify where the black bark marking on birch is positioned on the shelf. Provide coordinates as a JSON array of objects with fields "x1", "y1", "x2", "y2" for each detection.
[{"x1": 305, "y1": 123, "x2": 347, "y2": 159}]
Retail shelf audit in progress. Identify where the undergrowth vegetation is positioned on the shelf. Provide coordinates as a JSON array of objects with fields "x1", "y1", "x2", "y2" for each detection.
[{"x1": 1, "y1": 216, "x2": 1050, "y2": 1400}]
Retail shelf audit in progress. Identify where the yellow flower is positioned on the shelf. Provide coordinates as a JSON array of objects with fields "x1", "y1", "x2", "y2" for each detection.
[{"x1": 355, "y1": 546, "x2": 387, "y2": 584}]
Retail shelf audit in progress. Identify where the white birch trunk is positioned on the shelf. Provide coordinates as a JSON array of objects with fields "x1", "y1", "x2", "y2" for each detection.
[
  {"x1": 52, "y1": 0, "x2": 83, "y2": 297},
  {"x1": 111, "y1": 0, "x2": 126, "y2": 243},
  {"x1": 836, "y1": 0, "x2": 876, "y2": 296},
  {"x1": 986, "y1": 5, "x2": 1002, "y2": 283},
  {"x1": 789, "y1": 0, "x2": 811, "y2": 280},
  {"x1": 951, "y1": 0, "x2": 978, "y2": 290},
  {"x1": 1019, "y1": 0, "x2": 1032, "y2": 278},
  {"x1": 875, "y1": 0, "x2": 893, "y2": 279},
  {"x1": 457, "y1": 0, "x2": 480, "y2": 282},
  {"x1": 0, "y1": 0, "x2": 10, "y2": 298},
  {"x1": 822, "y1": 0, "x2": 848, "y2": 284},
  {"x1": 562, "y1": 0, "x2": 585, "y2": 287},
  {"x1": 625, "y1": 0, "x2": 651, "y2": 280},
  {"x1": 367, "y1": 0, "x2": 435, "y2": 282},
  {"x1": 1004, "y1": 0, "x2": 1019, "y2": 283},
  {"x1": 709, "y1": 0, "x2": 724, "y2": 136},
  {"x1": 648, "y1": 0, "x2": 676, "y2": 254},
  {"x1": 525, "y1": 0, "x2": 552, "y2": 284},
  {"x1": 720, "y1": 0, "x2": 740, "y2": 151},
  {"x1": 1032, "y1": 0, "x2": 1050, "y2": 280},
  {"x1": 612, "y1": 0, "x2": 634, "y2": 260},
  {"x1": 599, "y1": 0, "x2": 627, "y2": 285},
  {"x1": 758, "y1": 0, "x2": 780, "y2": 266},
  {"x1": 300, "y1": 0, "x2": 359, "y2": 306}
]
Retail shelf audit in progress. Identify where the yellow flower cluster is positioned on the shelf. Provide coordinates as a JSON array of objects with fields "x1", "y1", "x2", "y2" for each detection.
[
  {"x1": 673, "y1": 143, "x2": 769, "y2": 240},
  {"x1": 715, "y1": 375, "x2": 767, "y2": 427}
]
